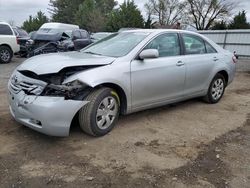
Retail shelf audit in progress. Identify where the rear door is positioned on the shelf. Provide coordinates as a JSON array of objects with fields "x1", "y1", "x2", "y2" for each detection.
[{"x1": 181, "y1": 33, "x2": 218, "y2": 96}]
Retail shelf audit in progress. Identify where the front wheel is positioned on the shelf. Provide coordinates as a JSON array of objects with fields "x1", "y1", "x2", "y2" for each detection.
[
  {"x1": 204, "y1": 74, "x2": 226, "y2": 104},
  {"x1": 79, "y1": 87, "x2": 120, "y2": 136}
]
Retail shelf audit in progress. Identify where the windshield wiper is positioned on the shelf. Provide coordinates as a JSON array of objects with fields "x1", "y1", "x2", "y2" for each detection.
[{"x1": 84, "y1": 51, "x2": 103, "y2": 56}]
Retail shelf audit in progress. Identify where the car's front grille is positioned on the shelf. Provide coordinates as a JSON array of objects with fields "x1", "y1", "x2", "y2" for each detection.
[
  {"x1": 9, "y1": 71, "x2": 47, "y2": 95},
  {"x1": 10, "y1": 81, "x2": 39, "y2": 94}
]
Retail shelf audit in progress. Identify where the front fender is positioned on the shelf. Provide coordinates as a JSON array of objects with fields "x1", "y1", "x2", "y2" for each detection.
[{"x1": 63, "y1": 62, "x2": 132, "y2": 112}]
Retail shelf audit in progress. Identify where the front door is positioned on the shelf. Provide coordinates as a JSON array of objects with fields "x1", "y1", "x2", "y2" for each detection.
[{"x1": 131, "y1": 33, "x2": 186, "y2": 110}]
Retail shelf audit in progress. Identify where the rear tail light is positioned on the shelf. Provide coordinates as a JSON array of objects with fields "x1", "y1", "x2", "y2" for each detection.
[
  {"x1": 16, "y1": 37, "x2": 19, "y2": 45},
  {"x1": 233, "y1": 51, "x2": 239, "y2": 63},
  {"x1": 232, "y1": 56, "x2": 237, "y2": 64}
]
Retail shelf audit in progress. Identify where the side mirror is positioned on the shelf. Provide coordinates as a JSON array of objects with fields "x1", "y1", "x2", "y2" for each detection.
[{"x1": 139, "y1": 49, "x2": 159, "y2": 60}]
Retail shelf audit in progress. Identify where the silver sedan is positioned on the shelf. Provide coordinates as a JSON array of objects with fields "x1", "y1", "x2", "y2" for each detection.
[{"x1": 8, "y1": 29, "x2": 236, "y2": 136}]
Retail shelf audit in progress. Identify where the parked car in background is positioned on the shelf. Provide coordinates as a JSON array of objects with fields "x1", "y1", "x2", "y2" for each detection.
[
  {"x1": 70, "y1": 29, "x2": 92, "y2": 50},
  {"x1": 0, "y1": 22, "x2": 20, "y2": 63},
  {"x1": 8, "y1": 29, "x2": 236, "y2": 137},
  {"x1": 91, "y1": 32, "x2": 112, "y2": 43},
  {"x1": 26, "y1": 22, "x2": 92, "y2": 57},
  {"x1": 118, "y1": 28, "x2": 139, "y2": 32},
  {"x1": 12, "y1": 27, "x2": 30, "y2": 57}
]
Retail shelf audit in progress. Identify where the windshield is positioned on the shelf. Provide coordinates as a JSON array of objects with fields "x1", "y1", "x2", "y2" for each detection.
[
  {"x1": 83, "y1": 32, "x2": 150, "y2": 57},
  {"x1": 92, "y1": 33, "x2": 111, "y2": 39}
]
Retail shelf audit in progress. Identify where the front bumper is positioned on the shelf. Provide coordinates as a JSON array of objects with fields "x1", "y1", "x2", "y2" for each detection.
[{"x1": 8, "y1": 89, "x2": 88, "y2": 137}]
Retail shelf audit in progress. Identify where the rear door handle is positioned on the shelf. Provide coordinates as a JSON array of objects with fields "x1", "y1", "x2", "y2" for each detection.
[
  {"x1": 176, "y1": 61, "x2": 185, "y2": 66},
  {"x1": 213, "y1": 57, "x2": 219, "y2": 61}
]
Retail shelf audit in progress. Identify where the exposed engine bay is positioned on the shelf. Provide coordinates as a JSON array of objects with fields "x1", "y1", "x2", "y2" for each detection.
[{"x1": 10, "y1": 65, "x2": 103, "y2": 101}]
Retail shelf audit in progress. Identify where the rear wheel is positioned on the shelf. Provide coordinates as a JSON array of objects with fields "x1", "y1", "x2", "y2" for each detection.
[
  {"x1": 204, "y1": 74, "x2": 226, "y2": 104},
  {"x1": 79, "y1": 87, "x2": 120, "y2": 136},
  {"x1": 0, "y1": 46, "x2": 13, "y2": 63}
]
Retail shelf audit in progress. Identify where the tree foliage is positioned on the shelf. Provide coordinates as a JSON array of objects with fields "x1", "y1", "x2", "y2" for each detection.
[
  {"x1": 186, "y1": 0, "x2": 235, "y2": 30},
  {"x1": 145, "y1": 0, "x2": 186, "y2": 27},
  {"x1": 211, "y1": 20, "x2": 227, "y2": 30},
  {"x1": 21, "y1": 11, "x2": 49, "y2": 32},
  {"x1": 106, "y1": 0, "x2": 144, "y2": 32},
  {"x1": 228, "y1": 10, "x2": 250, "y2": 29},
  {"x1": 144, "y1": 14, "x2": 153, "y2": 29},
  {"x1": 49, "y1": 0, "x2": 83, "y2": 24},
  {"x1": 75, "y1": 0, "x2": 117, "y2": 32},
  {"x1": 211, "y1": 10, "x2": 250, "y2": 30}
]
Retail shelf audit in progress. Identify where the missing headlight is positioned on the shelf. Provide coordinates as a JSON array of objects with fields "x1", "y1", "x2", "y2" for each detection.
[{"x1": 42, "y1": 80, "x2": 91, "y2": 100}]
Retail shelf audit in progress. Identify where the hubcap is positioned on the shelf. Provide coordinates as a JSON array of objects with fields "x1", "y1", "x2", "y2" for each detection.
[
  {"x1": 211, "y1": 78, "x2": 224, "y2": 100},
  {"x1": 96, "y1": 96, "x2": 118, "y2": 130},
  {"x1": 0, "y1": 49, "x2": 10, "y2": 62}
]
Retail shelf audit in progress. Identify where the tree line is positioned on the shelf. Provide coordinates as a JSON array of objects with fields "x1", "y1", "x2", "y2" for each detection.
[{"x1": 21, "y1": 0, "x2": 250, "y2": 33}]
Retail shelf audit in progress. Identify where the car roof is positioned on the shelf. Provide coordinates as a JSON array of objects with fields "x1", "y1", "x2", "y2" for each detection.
[
  {"x1": 122, "y1": 29, "x2": 198, "y2": 34},
  {"x1": 121, "y1": 29, "x2": 207, "y2": 40},
  {"x1": 0, "y1": 21, "x2": 11, "y2": 26}
]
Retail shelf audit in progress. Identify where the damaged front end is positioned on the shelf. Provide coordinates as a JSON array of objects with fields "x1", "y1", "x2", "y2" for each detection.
[
  {"x1": 8, "y1": 66, "x2": 96, "y2": 136},
  {"x1": 16, "y1": 65, "x2": 98, "y2": 100},
  {"x1": 26, "y1": 32, "x2": 73, "y2": 57}
]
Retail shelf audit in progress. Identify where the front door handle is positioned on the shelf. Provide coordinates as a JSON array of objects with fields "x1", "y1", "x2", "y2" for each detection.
[{"x1": 176, "y1": 61, "x2": 185, "y2": 66}]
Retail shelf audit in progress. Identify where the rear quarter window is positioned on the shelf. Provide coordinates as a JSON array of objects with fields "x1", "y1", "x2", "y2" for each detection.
[
  {"x1": 0, "y1": 24, "x2": 13, "y2": 35},
  {"x1": 205, "y1": 41, "x2": 217, "y2": 53}
]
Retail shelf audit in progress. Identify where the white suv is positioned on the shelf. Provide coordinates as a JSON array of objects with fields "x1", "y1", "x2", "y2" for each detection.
[{"x1": 0, "y1": 22, "x2": 20, "y2": 63}]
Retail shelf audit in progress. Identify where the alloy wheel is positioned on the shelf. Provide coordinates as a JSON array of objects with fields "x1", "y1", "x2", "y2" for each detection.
[
  {"x1": 211, "y1": 78, "x2": 224, "y2": 100},
  {"x1": 0, "y1": 49, "x2": 10, "y2": 62},
  {"x1": 96, "y1": 96, "x2": 118, "y2": 130}
]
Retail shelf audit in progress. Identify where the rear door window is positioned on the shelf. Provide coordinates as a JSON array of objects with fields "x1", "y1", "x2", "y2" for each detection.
[
  {"x1": 0, "y1": 24, "x2": 13, "y2": 35},
  {"x1": 17, "y1": 28, "x2": 29, "y2": 37},
  {"x1": 72, "y1": 30, "x2": 81, "y2": 39},
  {"x1": 183, "y1": 34, "x2": 206, "y2": 55},
  {"x1": 80, "y1": 31, "x2": 89, "y2": 39}
]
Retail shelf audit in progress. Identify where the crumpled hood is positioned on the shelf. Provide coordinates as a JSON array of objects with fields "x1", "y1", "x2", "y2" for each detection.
[
  {"x1": 18, "y1": 51, "x2": 116, "y2": 75},
  {"x1": 31, "y1": 31, "x2": 69, "y2": 42}
]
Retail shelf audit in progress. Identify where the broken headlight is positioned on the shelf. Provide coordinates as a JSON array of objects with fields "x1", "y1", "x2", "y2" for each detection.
[
  {"x1": 26, "y1": 39, "x2": 34, "y2": 45},
  {"x1": 42, "y1": 80, "x2": 88, "y2": 99}
]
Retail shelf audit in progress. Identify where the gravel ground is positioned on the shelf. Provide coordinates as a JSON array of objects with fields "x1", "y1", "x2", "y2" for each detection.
[{"x1": 0, "y1": 57, "x2": 250, "y2": 188}]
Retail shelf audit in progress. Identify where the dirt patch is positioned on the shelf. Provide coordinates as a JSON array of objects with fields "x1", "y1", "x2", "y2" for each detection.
[
  {"x1": 233, "y1": 88, "x2": 250, "y2": 95},
  {"x1": 171, "y1": 114, "x2": 250, "y2": 188},
  {"x1": 21, "y1": 161, "x2": 82, "y2": 183}
]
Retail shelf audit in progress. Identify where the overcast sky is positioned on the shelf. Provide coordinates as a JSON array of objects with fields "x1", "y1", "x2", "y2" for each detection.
[{"x1": 0, "y1": 0, "x2": 249, "y2": 27}]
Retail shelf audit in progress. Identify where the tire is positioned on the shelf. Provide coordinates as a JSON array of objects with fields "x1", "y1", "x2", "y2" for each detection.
[
  {"x1": 204, "y1": 73, "x2": 226, "y2": 104},
  {"x1": 0, "y1": 46, "x2": 13, "y2": 63},
  {"x1": 79, "y1": 87, "x2": 120, "y2": 136}
]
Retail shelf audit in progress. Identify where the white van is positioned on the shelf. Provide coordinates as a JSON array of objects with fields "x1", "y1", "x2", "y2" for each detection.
[{"x1": 0, "y1": 22, "x2": 20, "y2": 63}]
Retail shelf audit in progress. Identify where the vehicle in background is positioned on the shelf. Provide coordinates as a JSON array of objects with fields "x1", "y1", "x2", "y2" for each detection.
[
  {"x1": 26, "y1": 22, "x2": 92, "y2": 57},
  {"x1": 12, "y1": 27, "x2": 30, "y2": 57},
  {"x1": 0, "y1": 22, "x2": 20, "y2": 63},
  {"x1": 8, "y1": 29, "x2": 236, "y2": 137},
  {"x1": 29, "y1": 31, "x2": 36, "y2": 38},
  {"x1": 91, "y1": 32, "x2": 112, "y2": 43},
  {"x1": 118, "y1": 28, "x2": 139, "y2": 32}
]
